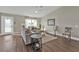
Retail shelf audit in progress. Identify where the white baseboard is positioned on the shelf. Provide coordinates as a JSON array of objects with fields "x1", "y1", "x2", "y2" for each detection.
[
  {"x1": 57, "y1": 33, "x2": 79, "y2": 41},
  {"x1": 57, "y1": 33, "x2": 62, "y2": 36},
  {"x1": 71, "y1": 37, "x2": 79, "y2": 41},
  {"x1": 46, "y1": 31, "x2": 79, "y2": 41},
  {"x1": 0, "y1": 33, "x2": 12, "y2": 36},
  {"x1": 13, "y1": 32, "x2": 20, "y2": 34},
  {"x1": 0, "y1": 32, "x2": 20, "y2": 36}
]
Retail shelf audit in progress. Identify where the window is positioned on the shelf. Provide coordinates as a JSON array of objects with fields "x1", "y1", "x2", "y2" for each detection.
[{"x1": 25, "y1": 19, "x2": 37, "y2": 28}]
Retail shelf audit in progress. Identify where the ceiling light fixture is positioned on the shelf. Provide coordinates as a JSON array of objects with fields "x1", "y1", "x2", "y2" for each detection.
[
  {"x1": 34, "y1": 6, "x2": 44, "y2": 14},
  {"x1": 35, "y1": 11, "x2": 38, "y2": 13}
]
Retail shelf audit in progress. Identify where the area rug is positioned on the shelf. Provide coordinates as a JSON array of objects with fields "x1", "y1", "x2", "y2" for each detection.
[{"x1": 42, "y1": 34, "x2": 57, "y2": 44}]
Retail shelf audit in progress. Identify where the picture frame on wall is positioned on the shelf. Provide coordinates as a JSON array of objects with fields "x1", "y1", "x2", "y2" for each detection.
[{"x1": 47, "y1": 19, "x2": 55, "y2": 26}]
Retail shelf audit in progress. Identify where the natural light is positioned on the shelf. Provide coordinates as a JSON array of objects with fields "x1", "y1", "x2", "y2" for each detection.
[{"x1": 25, "y1": 19, "x2": 37, "y2": 28}]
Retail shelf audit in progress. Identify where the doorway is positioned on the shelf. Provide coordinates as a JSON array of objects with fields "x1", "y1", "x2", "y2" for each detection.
[{"x1": 1, "y1": 16, "x2": 14, "y2": 34}]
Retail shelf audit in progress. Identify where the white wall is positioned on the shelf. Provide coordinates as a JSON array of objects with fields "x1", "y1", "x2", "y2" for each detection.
[{"x1": 41, "y1": 6, "x2": 79, "y2": 38}]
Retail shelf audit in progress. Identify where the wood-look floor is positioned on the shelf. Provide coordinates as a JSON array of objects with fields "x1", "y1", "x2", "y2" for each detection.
[{"x1": 0, "y1": 34, "x2": 79, "y2": 52}]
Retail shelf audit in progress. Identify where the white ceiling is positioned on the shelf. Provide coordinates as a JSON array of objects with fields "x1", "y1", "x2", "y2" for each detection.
[{"x1": 0, "y1": 6, "x2": 61, "y2": 18}]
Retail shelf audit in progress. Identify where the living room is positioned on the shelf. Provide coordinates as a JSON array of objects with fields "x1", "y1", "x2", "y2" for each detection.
[{"x1": 0, "y1": 6, "x2": 79, "y2": 52}]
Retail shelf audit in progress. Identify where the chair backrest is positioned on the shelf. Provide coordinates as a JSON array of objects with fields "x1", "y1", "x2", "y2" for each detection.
[{"x1": 65, "y1": 27, "x2": 72, "y2": 33}]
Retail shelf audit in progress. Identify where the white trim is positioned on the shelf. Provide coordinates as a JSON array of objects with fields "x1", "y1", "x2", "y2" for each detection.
[
  {"x1": 46, "y1": 31, "x2": 79, "y2": 41},
  {"x1": 56, "y1": 33, "x2": 79, "y2": 41},
  {"x1": 0, "y1": 32, "x2": 20, "y2": 36},
  {"x1": 0, "y1": 33, "x2": 12, "y2": 36},
  {"x1": 56, "y1": 33, "x2": 62, "y2": 36},
  {"x1": 71, "y1": 37, "x2": 79, "y2": 41},
  {"x1": 12, "y1": 32, "x2": 21, "y2": 35},
  {"x1": 13, "y1": 32, "x2": 20, "y2": 34}
]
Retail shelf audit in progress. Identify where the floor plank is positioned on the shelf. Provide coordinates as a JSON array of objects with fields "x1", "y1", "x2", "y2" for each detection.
[{"x1": 0, "y1": 34, "x2": 79, "y2": 52}]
